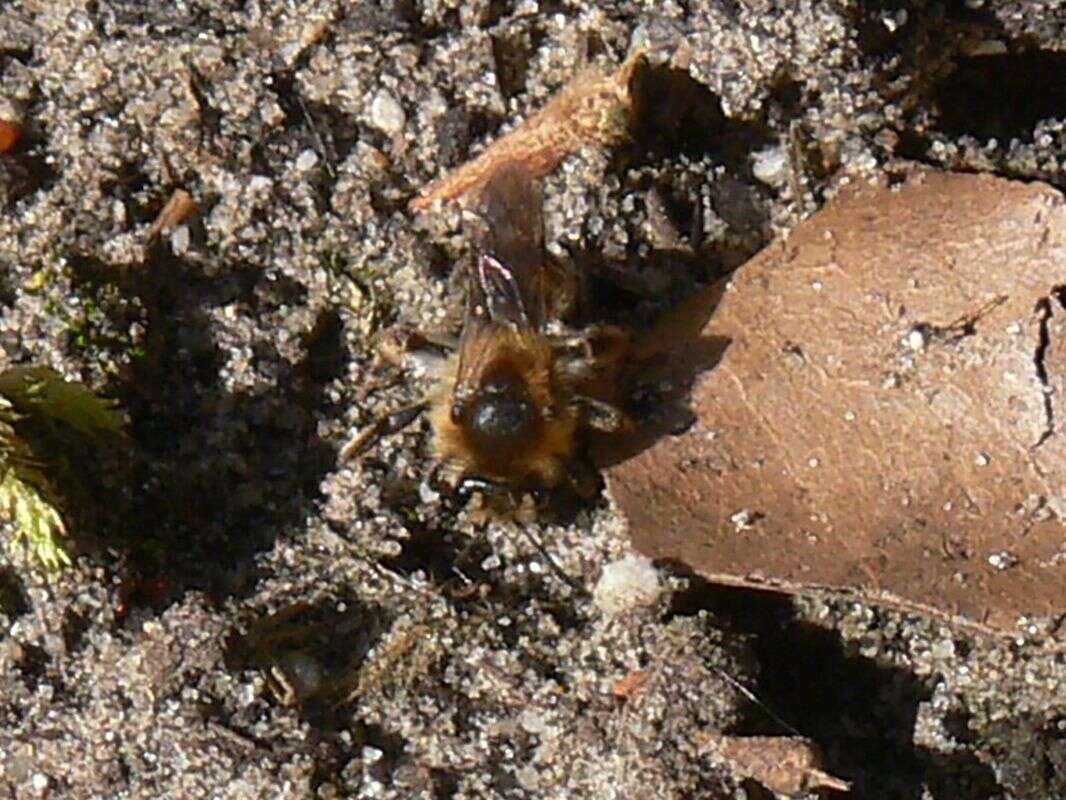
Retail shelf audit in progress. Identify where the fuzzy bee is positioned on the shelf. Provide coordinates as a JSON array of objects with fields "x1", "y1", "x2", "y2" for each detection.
[
  {"x1": 349, "y1": 163, "x2": 633, "y2": 499},
  {"x1": 430, "y1": 163, "x2": 632, "y2": 496}
]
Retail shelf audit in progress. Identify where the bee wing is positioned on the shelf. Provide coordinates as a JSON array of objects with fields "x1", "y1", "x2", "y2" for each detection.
[
  {"x1": 453, "y1": 164, "x2": 547, "y2": 401},
  {"x1": 469, "y1": 162, "x2": 546, "y2": 331}
]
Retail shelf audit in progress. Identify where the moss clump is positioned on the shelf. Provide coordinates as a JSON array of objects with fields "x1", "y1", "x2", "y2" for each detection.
[{"x1": 0, "y1": 366, "x2": 126, "y2": 569}]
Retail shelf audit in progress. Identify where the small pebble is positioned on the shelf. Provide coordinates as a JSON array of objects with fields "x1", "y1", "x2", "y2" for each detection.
[
  {"x1": 988, "y1": 550, "x2": 1018, "y2": 571},
  {"x1": 593, "y1": 554, "x2": 662, "y2": 617},
  {"x1": 730, "y1": 508, "x2": 759, "y2": 530},
  {"x1": 751, "y1": 146, "x2": 789, "y2": 187},
  {"x1": 370, "y1": 91, "x2": 406, "y2": 135},
  {"x1": 171, "y1": 225, "x2": 190, "y2": 255},
  {"x1": 248, "y1": 175, "x2": 273, "y2": 193},
  {"x1": 905, "y1": 327, "x2": 928, "y2": 351}
]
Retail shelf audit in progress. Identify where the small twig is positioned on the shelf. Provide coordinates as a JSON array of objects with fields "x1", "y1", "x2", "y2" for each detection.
[
  {"x1": 787, "y1": 120, "x2": 809, "y2": 216},
  {"x1": 410, "y1": 49, "x2": 645, "y2": 211},
  {"x1": 297, "y1": 95, "x2": 336, "y2": 179}
]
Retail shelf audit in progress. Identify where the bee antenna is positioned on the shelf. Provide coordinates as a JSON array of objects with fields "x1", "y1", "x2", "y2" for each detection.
[
  {"x1": 710, "y1": 665, "x2": 803, "y2": 738},
  {"x1": 514, "y1": 525, "x2": 585, "y2": 595}
]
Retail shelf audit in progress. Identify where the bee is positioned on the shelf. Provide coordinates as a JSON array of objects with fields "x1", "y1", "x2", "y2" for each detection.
[
  {"x1": 346, "y1": 162, "x2": 633, "y2": 500},
  {"x1": 429, "y1": 162, "x2": 631, "y2": 497}
]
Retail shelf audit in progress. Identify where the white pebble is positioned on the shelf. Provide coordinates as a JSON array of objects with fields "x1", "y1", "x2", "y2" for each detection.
[
  {"x1": 931, "y1": 639, "x2": 955, "y2": 659},
  {"x1": 593, "y1": 554, "x2": 662, "y2": 617},
  {"x1": 370, "y1": 91, "x2": 406, "y2": 135},
  {"x1": 295, "y1": 148, "x2": 319, "y2": 171},
  {"x1": 905, "y1": 327, "x2": 928, "y2": 351},
  {"x1": 519, "y1": 708, "x2": 547, "y2": 734},
  {"x1": 730, "y1": 508, "x2": 759, "y2": 531},
  {"x1": 418, "y1": 481, "x2": 440, "y2": 504},
  {"x1": 170, "y1": 225, "x2": 190, "y2": 255},
  {"x1": 988, "y1": 550, "x2": 1018, "y2": 570},
  {"x1": 751, "y1": 146, "x2": 789, "y2": 187},
  {"x1": 248, "y1": 175, "x2": 273, "y2": 193}
]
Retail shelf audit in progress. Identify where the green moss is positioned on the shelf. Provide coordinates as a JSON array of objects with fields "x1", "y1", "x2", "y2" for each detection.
[{"x1": 0, "y1": 368, "x2": 126, "y2": 570}]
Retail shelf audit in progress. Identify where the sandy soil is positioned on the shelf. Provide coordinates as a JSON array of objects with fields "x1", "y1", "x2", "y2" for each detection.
[{"x1": 0, "y1": 2, "x2": 1063, "y2": 798}]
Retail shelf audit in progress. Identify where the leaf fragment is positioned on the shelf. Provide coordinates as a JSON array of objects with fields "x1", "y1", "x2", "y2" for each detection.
[
  {"x1": 147, "y1": 188, "x2": 197, "y2": 239},
  {"x1": 696, "y1": 733, "x2": 851, "y2": 794},
  {"x1": 409, "y1": 49, "x2": 645, "y2": 212},
  {"x1": 0, "y1": 397, "x2": 69, "y2": 569}
]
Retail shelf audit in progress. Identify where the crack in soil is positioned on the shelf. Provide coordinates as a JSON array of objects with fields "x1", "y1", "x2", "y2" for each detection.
[{"x1": 1031, "y1": 288, "x2": 1066, "y2": 449}]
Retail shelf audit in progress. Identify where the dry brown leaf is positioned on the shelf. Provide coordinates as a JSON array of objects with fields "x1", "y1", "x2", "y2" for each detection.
[
  {"x1": 409, "y1": 50, "x2": 644, "y2": 212},
  {"x1": 696, "y1": 733, "x2": 851, "y2": 794},
  {"x1": 608, "y1": 169, "x2": 1066, "y2": 645}
]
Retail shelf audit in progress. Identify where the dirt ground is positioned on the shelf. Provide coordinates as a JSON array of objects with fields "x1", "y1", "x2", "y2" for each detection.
[{"x1": 0, "y1": 1, "x2": 1063, "y2": 798}]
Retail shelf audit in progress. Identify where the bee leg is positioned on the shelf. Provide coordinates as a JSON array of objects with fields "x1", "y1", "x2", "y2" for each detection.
[
  {"x1": 563, "y1": 456, "x2": 601, "y2": 500},
  {"x1": 416, "y1": 329, "x2": 460, "y2": 352},
  {"x1": 340, "y1": 401, "x2": 428, "y2": 462},
  {"x1": 554, "y1": 324, "x2": 629, "y2": 361},
  {"x1": 374, "y1": 325, "x2": 454, "y2": 378},
  {"x1": 574, "y1": 395, "x2": 629, "y2": 434}
]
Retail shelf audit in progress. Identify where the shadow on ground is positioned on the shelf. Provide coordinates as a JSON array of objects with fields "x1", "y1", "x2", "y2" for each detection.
[
  {"x1": 854, "y1": 0, "x2": 1066, "y2": 190},
  {"x1": 65, "y1": 241, "x2": 344, "y2": 605},
  {"x1": 669, "y1": 575, "x2": 1001, "y2": 800}
]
